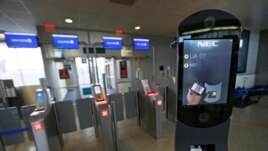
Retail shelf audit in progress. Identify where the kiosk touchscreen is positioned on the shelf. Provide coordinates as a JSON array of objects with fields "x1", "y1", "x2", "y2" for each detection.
[
  {"x1": 178, "y1": 37, "x2": 238, "y2": 128},
  {"x1": 182, "y1": 39, "x2": 233, "y2": 106}
]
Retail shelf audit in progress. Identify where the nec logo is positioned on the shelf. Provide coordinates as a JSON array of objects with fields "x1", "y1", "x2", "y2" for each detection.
[{"x1": 197, "y1": 41, "x2": 219, "y2": 47}]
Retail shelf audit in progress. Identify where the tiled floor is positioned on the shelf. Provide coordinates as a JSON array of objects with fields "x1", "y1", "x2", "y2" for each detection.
[{"x1": 6, "y1": 95, "x2": 268, "y2": 151}]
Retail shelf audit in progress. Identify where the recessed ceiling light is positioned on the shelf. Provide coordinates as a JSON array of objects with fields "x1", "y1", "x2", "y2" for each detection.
[
  {"x1": 0, "y1": 33, "x2": 5, "y2": 40},
  {"x1": 135, "y1": 26, "x2": 141, "y2": 30},
  {"x1": 65, "y1": 18, "x2": 73, "y2": 23}
]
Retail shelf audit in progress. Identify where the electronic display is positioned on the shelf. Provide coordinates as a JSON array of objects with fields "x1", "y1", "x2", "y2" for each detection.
[
  {"x1": 94, "y1": 86, "x2": 101, "y2": 95},
  {"x1": 103, "y1": 37, "x2": 123, "y2": 50},
  {"x1": 182, "y1": 39, "x2": 233, "y2": 105},
  {"x1": 93, "y1": 85, "x2": 103, "y2": 101},
  {"x1": 37, "y1": 91, "x2": 45, "y2": 104},
  {"x1": 4, "y1": 32, "x2": 38, "y2": 48},
  {"x1": 52, "y1": 34, "x2": 79, "y2": 49},
  {"x1": 190, "y1": 145, "x2": 215, "y2": 151},
  {"x1": 133, "y1": 38, "x2": 150, "y2": 50}
]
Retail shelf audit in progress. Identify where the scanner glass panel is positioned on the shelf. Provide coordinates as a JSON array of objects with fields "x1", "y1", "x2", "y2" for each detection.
[{"x1": 182, "y1": 39, "x2": 233, "y2": 106}]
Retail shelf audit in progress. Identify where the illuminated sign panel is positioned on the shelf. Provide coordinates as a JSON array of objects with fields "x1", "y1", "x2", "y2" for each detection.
[
  {"x1": 5, "y1": 32, "x2": 38, "y2": 48},
  {"x1": 133, "y1": 38, "x2": 150, "y2": 50},
  {"x1": 52, "y1": 34, "x2": 79, "y2": 49},
  {"x1": 103, "y1": 37, "x2": 123, "y2": 50}
]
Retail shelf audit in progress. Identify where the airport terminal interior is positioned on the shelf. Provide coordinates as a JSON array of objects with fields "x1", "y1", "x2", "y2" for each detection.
[{"x1": 0, "y1": 0, "x2": 268, "y2": 151}]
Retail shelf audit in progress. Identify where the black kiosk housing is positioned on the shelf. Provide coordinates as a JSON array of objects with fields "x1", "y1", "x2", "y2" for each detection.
[{"x1": 175, "y1": 9, "x2": 241, "y2": 151}]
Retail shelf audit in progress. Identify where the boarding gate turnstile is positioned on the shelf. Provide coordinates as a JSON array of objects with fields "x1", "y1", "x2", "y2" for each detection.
[
  {"x1": 166, "y1": 77, "x2": 176, "y2": 122},
  {"x1": 30, "y1": 106, "x2": 63, "y2": 151},
  {"x1": 92, "y1": 85, "x2": 119, "y2": 151},
  {"x1": 137, "y1": 79, "x2": 163, "y2": 140}
]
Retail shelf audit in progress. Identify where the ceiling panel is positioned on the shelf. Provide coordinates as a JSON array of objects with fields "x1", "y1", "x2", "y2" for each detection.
[
  {"x1": 0, "y1": 0, "x2": 267, "y2": 36},
  {"x1": 0, "y1": 0, "x2": 26, "y2": 12}
]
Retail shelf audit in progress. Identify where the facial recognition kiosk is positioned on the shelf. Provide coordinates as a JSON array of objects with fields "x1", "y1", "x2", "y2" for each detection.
[
  {"x1": 175, "y1": 9, "x2": 241, "y2": 151},
  {"x1": 137, "y1": 79, "x2": 163, "y2": 139}
]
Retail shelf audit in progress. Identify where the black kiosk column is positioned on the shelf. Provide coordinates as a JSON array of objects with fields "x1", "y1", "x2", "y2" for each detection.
[{"x1": 175, "y1": 10, "x2": 241, "y2": 151}]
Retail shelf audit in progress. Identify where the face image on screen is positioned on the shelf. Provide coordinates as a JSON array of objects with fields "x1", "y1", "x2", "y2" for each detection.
[{"x1": 182, "y1": 39, "x2": 233, "y2": 105}]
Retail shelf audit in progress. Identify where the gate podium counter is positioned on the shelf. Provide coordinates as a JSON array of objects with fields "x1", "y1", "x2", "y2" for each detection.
[
  {"x1": 175, "y1": 9, "x2": 241, "y2": 151},
  {"x1": 137, "y1": 79, "x2": 163, "y2": 140}
]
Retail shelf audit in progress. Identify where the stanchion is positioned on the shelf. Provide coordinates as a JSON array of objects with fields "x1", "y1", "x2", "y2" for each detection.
[{"x1": 0, "y1": 127, "x2": 31, "y2": 151}]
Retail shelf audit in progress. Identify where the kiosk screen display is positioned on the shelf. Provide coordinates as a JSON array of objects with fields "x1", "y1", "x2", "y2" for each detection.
[
  {"x1": 94, "y1": 86, "x2": 101, "y2": 95},
  {"x1": 37, "y1": 91, "x2": 45, "y2": 104},
  {"x1": 182, "y1": 39, "x2": 233, "y2": 105}
]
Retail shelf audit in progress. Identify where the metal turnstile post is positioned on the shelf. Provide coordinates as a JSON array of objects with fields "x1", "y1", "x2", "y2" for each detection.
[
  {"x1": 30, "y1": 110, "x2": 50, "y2": 151},
  {"x1": 110, "y1": 102, "x2": 119, "y2": 151}
]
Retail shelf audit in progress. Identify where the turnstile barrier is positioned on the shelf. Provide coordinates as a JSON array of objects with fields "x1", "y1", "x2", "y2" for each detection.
[
  {"x1": 76, "y1": 98, "x2": 94, "y2": 129},
  {"x1": 124, "y1": 91, "x2": 138, "y2": 119},
  {"x1": 21, "y1": 105, "x2": 36, "y2": 140},
  {"x1": 108, "y1": 93, "x2": 124, "y2": 121},
  {"x1": 30, "y1": 104, "x2": 63, "y2": 151},
  {"x1": 54, "y1": 101, "x2": 77, "y2": 133}
]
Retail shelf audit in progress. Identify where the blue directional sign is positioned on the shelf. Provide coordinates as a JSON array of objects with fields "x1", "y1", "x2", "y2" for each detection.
[
  {"x1": 52, "y1": 34, "x2": 79, "y2": 49},
  {"x1": 4, "y1": 32, "x2": 38, "y2": 48},
  {"x1": 103, "y1": 37, "x2": 123, "y2": 50},
  {"x1": 133, "y1": 38, "x2": 150, "y2": 50}
]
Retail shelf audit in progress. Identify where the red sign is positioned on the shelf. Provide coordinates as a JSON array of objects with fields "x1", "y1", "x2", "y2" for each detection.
[
  {"x1": 101, "y1": 109, "x2": 109, "y2": 118},
  {"x1": 115, "y1": 28, "x2": 123, "y2": 36},
  {"x1": 33, "y1": 123, "x2": 43, "y2": 131},
  {"x1": 59, "y1": 69, "x2": 70, "y2": 79},
  {"x1": 120, "y1": 61, "x2": 128, "y2": 79},
  {"x1": 120, "y1": 70, "x2": 128, "y2": 78},
  {"x1": 44, "y1": 23, "x2": 56, "y2": 32}
]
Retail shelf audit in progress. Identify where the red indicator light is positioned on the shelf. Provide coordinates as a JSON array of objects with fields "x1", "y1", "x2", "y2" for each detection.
[
  {"x1": 101, "y1": 110, "x2": 109, "y2": 117},
  {"x1": 146, "y1": 92, "x2": 159, "y2": 97},
  {"x1": 95, "y1": 99, "x2": 108, "y2": 106},
  {"x1": 157, "y1": 100, "x2": 163, "y2": 106},
  {"x1": 44, "y1": 23, "x2": 56, "y2": 32},
  {"x1": 33, "y1": 123, "x2": 43, "y2": 131},
  {"x1": 115, "y1": 28, "x2": 123, "y2": 36}
]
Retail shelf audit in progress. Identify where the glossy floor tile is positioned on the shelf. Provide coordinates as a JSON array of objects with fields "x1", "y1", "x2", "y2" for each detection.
[{"x1": 6, "y1": 95, "x2": 268, "y2": 151}]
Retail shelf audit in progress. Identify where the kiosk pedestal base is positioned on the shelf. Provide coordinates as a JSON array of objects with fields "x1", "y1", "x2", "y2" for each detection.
[{"x1": 175, "y1": 119, "x2": 230, "y2": 151}]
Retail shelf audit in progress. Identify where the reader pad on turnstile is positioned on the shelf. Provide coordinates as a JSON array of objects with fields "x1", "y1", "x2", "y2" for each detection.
[{"x1": 93, "y1": 85, "x2": 105, "y2": 102}]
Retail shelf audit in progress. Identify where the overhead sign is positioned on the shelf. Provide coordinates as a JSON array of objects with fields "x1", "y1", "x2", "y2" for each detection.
[
  {"x1": 59, "y1": 69, "x2": 70, "y2": 79},
  {"x1": 4, "y1": 32, "x2": 38, "y2": 48},
  {"x1": 115, "y1": 28, "x2": 123, "y2": 36},
  {"x1": 44, "y1": 23, "x2": 56, "y2": 32},
  {"x1": 133, "y1": 38, "x2": 150, "y2": 50},
  {"x1": 52, "y1": 34, "x2": 79, "y2": 49},
  {"x1": 103, "y1": 37, "x2": 123, "y2": 50}
]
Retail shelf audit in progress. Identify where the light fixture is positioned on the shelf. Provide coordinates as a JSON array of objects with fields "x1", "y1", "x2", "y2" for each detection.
[
  {"x1": 181, "y1": 26, "x2": 239, "y2": 35},
  {"x1": 135, "y1": 26, "x2": 141, "y2": 30},
  {"x1": 0, "y1": 33, "x2": 5, "y2": 40},
  {"x1": 65, "y1": 18, "x2": 73, "y2": 23}
]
